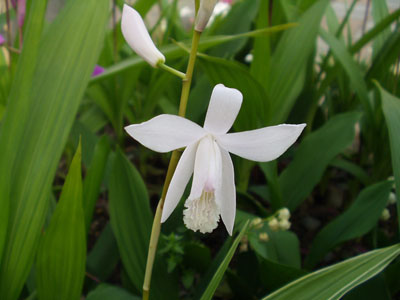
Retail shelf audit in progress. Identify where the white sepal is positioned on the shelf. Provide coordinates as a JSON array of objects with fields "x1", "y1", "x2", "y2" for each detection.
[
  {"x1": 121, "y1": 4, "x2": 165, "y2": 67},
  {"x1": 195, "y1": 0, "x2": 219, "y2": 32}
]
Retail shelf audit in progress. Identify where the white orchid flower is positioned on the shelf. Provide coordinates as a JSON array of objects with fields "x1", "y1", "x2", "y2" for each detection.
[
  {"x1": 121, "y1": 4, "x2": 165, "y2": 67},
  {"x1": 125, "y1": 84, "x2": 306, "y2": 235}
]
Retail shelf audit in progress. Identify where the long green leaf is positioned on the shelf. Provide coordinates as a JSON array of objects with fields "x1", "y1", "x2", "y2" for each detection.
[
  {"x1": 0, "y1": 1, "x2": 109, "y2": 299},
  {"x1": 262, "y1": 244, "x2": 400, "y2": 300},
  {"x1": 0, "y1": 0, "x2": 48, "y2": 268},
  {"x1": 280, "y1": 112, "x2": 361, "y2": 210},
  {"x1": 319, "y1": 29, "x2": 373, "y2": 119},
  {"x1": 305, "y1": 181, "x2": 393, "y2": 268},
  {"x1": 108, "y1": 150, "x2": 178, "y2": 300},
  {"x1": 199, "y1": 221, "x2": 250, "y2": 300},
  {"x1": 36, "y1": 143, "x2": 86, "y2": 300},
  {"x1": 83, "y1": 136, "x2": 111, "y2": 233},
  {"x1": 376, "y1": 83, "x2": 400, "y2": 235},
  {"x1": 268, "y1": 0, "x2": 329, "y2": 124}
]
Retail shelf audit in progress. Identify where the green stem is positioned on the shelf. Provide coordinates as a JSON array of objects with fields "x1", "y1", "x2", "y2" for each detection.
[
  {"x1": 142, "y1": 30, "x2": 201, "y2": 300},
  {"x1": 158, "y1": 63, "x2": 186, "y2": 79}
]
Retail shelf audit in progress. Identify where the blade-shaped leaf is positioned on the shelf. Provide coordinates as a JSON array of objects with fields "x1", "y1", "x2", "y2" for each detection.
[
  {"x1": 0, "y1": 1, "x2": 109, "y2": 299},
  {"x1": 108, "y1": 150, "x2": 178, "y2": 300},
  {"x1": 280, "y1": 112, "x2": 361, "y2": 210},
  {"x1": 376, "y1": 83, "x2": 400, "y2": 234},
  {"x1": 268, "y1": 0, "x2": 329, "y2": 124},
  {"x1": 262, "y1": 244, "x2": 400, "y2": 300},
  {"x1": 199, "y1": 220, "x2": 250, "y2": 300},
  {"x1": 36, "y1": 143, "x2": 86, "y2": 300},
  {"x1": 305, "y1": 181, "x2": 393, "y2": 268}
]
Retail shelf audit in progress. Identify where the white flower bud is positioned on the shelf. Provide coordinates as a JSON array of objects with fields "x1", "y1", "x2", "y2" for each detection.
[
  {"x1": 251, "y1": 217, "x2": 263, "y2": 229},
  {"x1": 279, "y1": 219, "x2": 291, "y2": 231},
  {"x1": 259, "y1": 232, "x2": 269, "y2": 242},
  {"x1": 268, "y1": 218, "x2": 279, "y2": 231},
  {"x1": 381, "y1": 208, "x2": 390, "y2": 221},
  {"x1": 278, "y1": 208, "x2": 291, "y2": 221},
  {"x1": 388, "y1": 192, "x2": 397, "y2": 205},
  {"x1": 121, "y1": 4, "x2": 165, "y2": 67},
  {"x1": 195, "y1": 0, "x2": 218, "y2": 32}
]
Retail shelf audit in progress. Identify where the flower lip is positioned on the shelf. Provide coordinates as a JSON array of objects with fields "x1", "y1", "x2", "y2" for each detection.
[{"x1": 121, "y1": 4, "x2": 165, "y2": 67}]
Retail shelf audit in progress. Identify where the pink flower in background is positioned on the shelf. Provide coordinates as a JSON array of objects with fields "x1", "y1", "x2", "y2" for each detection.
[
  {"x1": 92, "y1": 65, "x2": 105, "y2": 77},
  {"x1": 221, "y1": 0, "x2": 232, "y2": 3},
  {"x1": 0, "y1": 34, "x2": 5, "y2": 46}
]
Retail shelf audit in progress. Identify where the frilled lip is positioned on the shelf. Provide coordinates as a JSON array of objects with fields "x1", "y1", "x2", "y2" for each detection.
[{"x1": 125, "y1": 84, "x2": 306, "y2": 234}]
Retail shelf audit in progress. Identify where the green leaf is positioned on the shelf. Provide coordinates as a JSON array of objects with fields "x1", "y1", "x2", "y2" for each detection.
[
  {"x1": 87, "y1": 284, "x2": 141, "y2": 300},
  {"x1": 0, "y1": 0, "x2": 48, "y2": 269},
  {"x1": 36, "y1": 142, "x2": 86, "y2": 300},
  {"x1": 280, "y1": 112, "x2": 361, "y2": 210},
  {"x1": 319, "y1": 29, "x2": 373, "y2": 119},
  {"x1": 83, "y1": 136, "x2": 111, "y2": 233},
  {"x1": 108, "y1": 150, "x2": 178, "y2": 300},
  {"x1": 376, "y1": 83, "x2": 400, "y2": 234},
  {"x1": 199, "y1": 220, "x2": 250, "y2": 300},
  {"x1": 262, "y1": 244, "x2": 400, "y2": 300},
  {"x1": 305, "y1": 181, "x2": 393, "y2": 268},
  {"x1": 268, "y1": 0, "x2": 329, "y2": 124},
  {"x1": 371, "y1": 0, "x2": 390, "y2": 57},
  {"x1": 91, "y1": 25, "x2": 296, "y2": 83},
  {"x1": 0, "y1": 1, "x2": 109, "y2": 299},
  {"x1": 108, "y1": 149, "x2": 152, "y2": 294},
  {"x1": 87, "y1": 223, "x2": 120, "y2": 281}
]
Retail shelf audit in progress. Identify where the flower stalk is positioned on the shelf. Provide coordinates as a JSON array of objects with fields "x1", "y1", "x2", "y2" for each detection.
[{"x1": 142, "y1": 30, "x2": 202, "y2": 300}]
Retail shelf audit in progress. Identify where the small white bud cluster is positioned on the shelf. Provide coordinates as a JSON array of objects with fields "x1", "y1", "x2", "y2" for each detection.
[
  {"x1": 380, "y1": 191, "x2": 396, "y2": 222},
  {"x1": 268, "y1": 208, "x2": 291, "y2": 231},
  {"x1": 239, "y1": 235, "x2": 249, "y2": 252}
]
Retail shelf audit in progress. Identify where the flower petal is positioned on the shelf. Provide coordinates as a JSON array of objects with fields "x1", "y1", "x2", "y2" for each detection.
[
  {"x1": 217, "y1": 124, "x2": 306, "y2": 162},
  {"x1": 203, "y1": 84, "x2": 243, "y2": 135},
  {"x1": 161, "y1": 142, "x2": 198, "y2": 223},
  {"x1": 125, "y1": 115, "x2": 206, "y2": 153},
  {"x1": 189, "y1": 137, "x2": 213, "y2": 199},
  {"x1": 217, "y1": 147, "x2": 236, "y2": 235},
  {"x1": 195, "y1": 0, "x2": 218, "y2": 31},
  {"x1": 121, "y1": 4, "x2": 165, "y2": 67}
]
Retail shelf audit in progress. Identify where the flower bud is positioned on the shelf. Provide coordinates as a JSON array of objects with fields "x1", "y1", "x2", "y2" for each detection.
[
  {"x1": 195, "y1": 0, "x2": 218, "y2": 32},
  {"x1": 121, "y1": 4, "x2": 165, "y2": 67},
  {"x1": 381, "y1": 208, "x2": 390, "y2": 221},
  {"x1": 279, "y1": 219, "x2": 291, "y2": 231},
  {"x1": 259, "y1": 232, "x2": 269, "y2": 242},
  {"x1": 388, "y1": 192, "x2": 396, "y2": 205},
  {"x1": 251, "y1": 217, "x2": 263, "y2": 229},
  {"x1": 278, "y1": 208, "x2": 291, "y2": 220},
  {"x1": 268, "y1": 218, "x2": 279, "y2": 231}
]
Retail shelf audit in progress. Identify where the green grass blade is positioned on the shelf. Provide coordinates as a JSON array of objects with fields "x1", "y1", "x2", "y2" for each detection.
[
  {"x1": 199, "y1": 220, "x2": 250, "y2": 300},
  {"x1": 87, "y1": 284, "x2": 141, "y2": 300},
  {"x1": 376, "y1": 83, "x2": 400, "y2": 236},
  {"x1": 36, "y1": 142, "x2": 86, "y2": 300},
  {"x1": 262, "y1": 244, "x2": 400, "y2": 300},
  {"x1": 371, "y1": 0, "x2": 390, "y2": 57},
  {"x1": 0, "y1": 1, "x2": 109, "y2": 299},
  {"x1": 280, "y1": 112, "x2": 361, "y2": 210},
  {"x1": 305, "y1": 181, "x2": 393, "y2": 268}
]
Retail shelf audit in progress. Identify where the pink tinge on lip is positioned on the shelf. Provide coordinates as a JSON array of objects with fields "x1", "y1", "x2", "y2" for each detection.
[{"x1": 203, "y1": 179, "x2": 215, "y2": 193}]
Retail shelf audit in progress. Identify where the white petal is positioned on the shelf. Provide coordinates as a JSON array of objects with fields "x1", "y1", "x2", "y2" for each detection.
[
  {"x1": 203, "y1": 84, "x2": 243, "y2": 135},
  {"x1": 161, "y1": 143, "x2": 198, "y2": 223},
  {"x1": 217, "y1": 147, "x2": 236, "y2": 236},
  {"x1": 189, "y1": 137, "x2": 214, "y2": 199},
  {"x1": 125, "y1": 115, "x2": 206, "y2": 153},
  {"x1": 121, "y1": 4, "x2": 165, "y2": 67},
  {"x1": 217, "y1": 124, "x2": 306, "y2": 162},
  {"x1": 195, "y1": 0, "x2": 218, "y2": 31}
]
